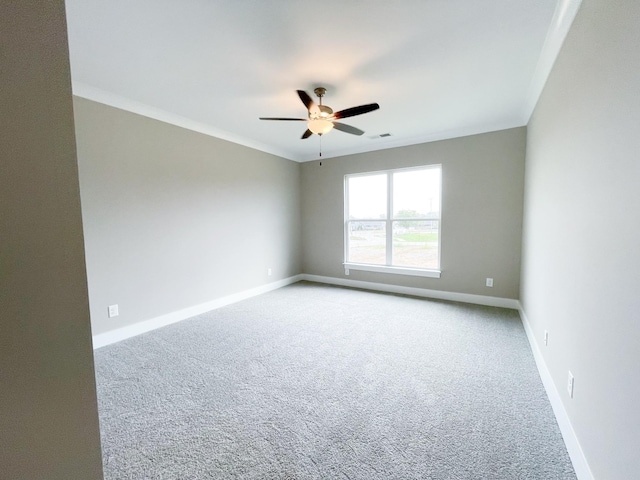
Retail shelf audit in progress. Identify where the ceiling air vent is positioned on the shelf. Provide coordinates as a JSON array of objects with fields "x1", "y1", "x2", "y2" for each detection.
[{"x1": 369, "y1": 133, "x2": 393, "y2": 139}]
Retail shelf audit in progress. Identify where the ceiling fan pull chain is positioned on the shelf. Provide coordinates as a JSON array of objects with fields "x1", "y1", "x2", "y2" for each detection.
[{"x1": 319, "y1": 134, "x2": 322, "y2": 157}]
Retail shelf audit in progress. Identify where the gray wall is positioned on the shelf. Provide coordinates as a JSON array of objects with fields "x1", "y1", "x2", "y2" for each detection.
[
  {"x1": 0, "y1": 2, "x2": 104, "y2": 478},
  {"x1": 301, "y1": 128, "x2": 526, "y2": 299},
  {"x1": 520, "y1": 0, "x2": 640, "y2": 478},
  {"x1": 74, "y1": 98, "x2": 301, "y2": 335}
]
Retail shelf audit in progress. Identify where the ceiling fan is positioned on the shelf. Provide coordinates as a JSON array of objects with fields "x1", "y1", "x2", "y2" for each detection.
[{"x1": 259, "y1": 87, "x2": 380, "y2": 139}]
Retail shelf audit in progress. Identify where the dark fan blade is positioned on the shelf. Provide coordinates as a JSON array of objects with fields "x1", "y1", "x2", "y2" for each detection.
[
  {"x1": 301, "y1": 129, "x2": 313, "y2": 139},
  {"x1": 259, "y1": 117, "x2": 307, "y2": 121},
  {"x1": 332, "y1": 122, "x2": 365, "y2": 136},
  {"x1": 333, "y1": 103, "x2": 380, "y2": 120},
  {"x1": 297, "y1": 90, "x2": 316, "y2": 111}
]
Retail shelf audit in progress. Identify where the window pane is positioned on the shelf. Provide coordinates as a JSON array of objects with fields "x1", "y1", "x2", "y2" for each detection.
[
  {"x1": 392, "y1": 220, "x2": 439, "y2": 269},
  {"x1": 348, "y1": 221, "x2": 386, "y2": 265},
  {"x1": 393, "y1": 168, "x2": 440, "y2": 218},
  {"x1": 348, "y1": 174, "x2": 387, "y2": 220}
]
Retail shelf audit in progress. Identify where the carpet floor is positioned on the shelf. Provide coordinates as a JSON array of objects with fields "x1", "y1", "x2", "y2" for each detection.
[{"x1": 94, "y1": 281, "x2": 576, "y2": 479}]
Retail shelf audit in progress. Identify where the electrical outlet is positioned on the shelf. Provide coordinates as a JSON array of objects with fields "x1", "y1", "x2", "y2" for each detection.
[
  {"x1": 486, "y1": 278, "x2": 493, "y2": 287},
  {"x1": 345, "y1": 268, "x2": 350, "y2": 276},
  {"x1": 108, "y1": 304, "x2": 119, "y2": 318},
  {"x1": 567, "y1": 371, "x2": 574, "y2": 398},
  {"x1": 544, "y1": 330, "x2": 549, "y2": 346},
  {"x1": 267, "y1": 268, "x2": 272, "y2": 276}
]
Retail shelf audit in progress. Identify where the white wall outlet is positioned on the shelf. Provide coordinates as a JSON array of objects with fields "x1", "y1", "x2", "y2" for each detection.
[
  {"x1": 267, "y1": 268, "x2": 272, "y2": 276},
  {"x1": 345, "y1": 268, "x2": 350, "y2": 276},
  {"x1": 108, "y1": 304, "x2": 119, "y2": 318},
  {"x1": 544, "y1": 330, "x2": 549, "y2": 346},
  {"x1": 485, "y1": 278, "x2": 494, "y2": 287},
  {"x1": 567, "y1": 371, "x2": 574, "y2": 398}
]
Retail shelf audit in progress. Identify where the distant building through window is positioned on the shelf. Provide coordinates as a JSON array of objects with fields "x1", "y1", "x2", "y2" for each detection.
[{"x1": 344, "y1": 165, "x2": 441, "y2": 278}]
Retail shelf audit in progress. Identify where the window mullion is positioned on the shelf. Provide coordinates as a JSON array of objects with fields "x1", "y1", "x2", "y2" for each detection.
[
  {"x1": 386, "y1": 172, "x2": 393, "y2": 266},
  {"x1": 344, "y1": 179, "x2": 349, "y2": 264}
]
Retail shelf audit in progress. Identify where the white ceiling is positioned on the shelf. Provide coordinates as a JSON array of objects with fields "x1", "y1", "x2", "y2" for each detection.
[{"x1": 65, "y1": 0, "x2": 581, "y2": 162}]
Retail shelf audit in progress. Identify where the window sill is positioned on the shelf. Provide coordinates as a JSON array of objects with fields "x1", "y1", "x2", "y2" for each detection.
[{"x1": 343, "y1": 263, "x2": 441, "y2": 279}]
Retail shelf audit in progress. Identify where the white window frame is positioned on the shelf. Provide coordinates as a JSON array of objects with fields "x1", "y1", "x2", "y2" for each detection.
[{"x1": 343, "y1": 165, "x2": 442, "y2": 278}]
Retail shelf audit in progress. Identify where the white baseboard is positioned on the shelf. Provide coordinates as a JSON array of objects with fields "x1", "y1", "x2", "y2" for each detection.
[
  {"x1": 301, "y1": 274, "x2": 520, "y2": 309},
  {"x1": 92, "y1": 273, "x2": 516, "y2": 349},
  {"x1": 518, "y1": 303, "x2": 594, "y2": 480},
  {"x1": 92, "y1": 274, "x2": 304, "y2": 349}
]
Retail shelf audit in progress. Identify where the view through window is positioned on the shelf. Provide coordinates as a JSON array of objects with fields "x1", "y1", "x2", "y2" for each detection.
[{"x1": 345, "y1": 165, "x2": 441, "y2": 276}]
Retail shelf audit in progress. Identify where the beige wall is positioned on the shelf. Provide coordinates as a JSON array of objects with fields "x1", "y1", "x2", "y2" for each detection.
[
  {"x1": 0, "y1": 2, "x2": 104, "y2": 478},
  {"x1": 521, "y1": 0, "x2": 640, "y2": 478},
  {"x1": 74, "y1": 98, "x2": 301, "y2": 335},
  {"x1": 301, "y1": 128, "x2": 526, "y2": 299}
]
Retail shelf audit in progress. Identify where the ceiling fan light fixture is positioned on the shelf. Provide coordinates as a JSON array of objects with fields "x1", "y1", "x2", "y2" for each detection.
[
  {"x1": 259, "y1": 87, "x2": 380, "y2": 140},
  {"x1": 308, "y1": 118, "x2": 334, "y2": 135}
]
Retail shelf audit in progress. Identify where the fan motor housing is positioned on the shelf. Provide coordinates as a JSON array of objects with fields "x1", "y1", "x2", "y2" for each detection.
[{"x1": 309, "y1": 105, "x2": 333, "y2": 120}]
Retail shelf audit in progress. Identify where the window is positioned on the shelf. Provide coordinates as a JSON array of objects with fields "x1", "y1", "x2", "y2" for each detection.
[{"x1": 344, "y1": 165, "x2": 441, "y2": 278}]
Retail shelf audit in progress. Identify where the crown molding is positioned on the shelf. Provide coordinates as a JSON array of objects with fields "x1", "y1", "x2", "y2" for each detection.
[
  {"x1": 72, "y1": 82, "x2": 528, "y2": 163},
  {"x1": 522, "y1": 0, "x2": 583, "y2": 122},
  {"x1": 72, "y1": 82, "x2": 296, "y2": 161},
  {"x1": 74, "y1": 0, "x2": 581, "y2": 169},
  {"x1": 295, "y1": 119, "x2": 526, "y2": 162}
]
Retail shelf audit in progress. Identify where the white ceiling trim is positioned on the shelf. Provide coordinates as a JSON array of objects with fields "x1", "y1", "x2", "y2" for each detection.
[
  {"x1": 296, "y1": 119, "x2": 527, "y2": 163},
  {"x1": 522, "y1": 0, "x2": 583, "y2": 122},
  {"x1": 72, "y1": 82, "x2": 295, "y2": 161},
  {"x1": 73, "y1": 80, "x2": 525, "y2": 163},
  {"x1": 70, "y1": 0, "x2": 582, "y2": 163}
]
